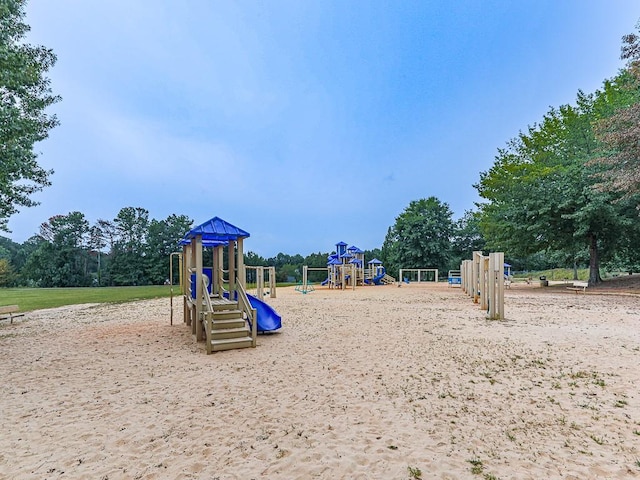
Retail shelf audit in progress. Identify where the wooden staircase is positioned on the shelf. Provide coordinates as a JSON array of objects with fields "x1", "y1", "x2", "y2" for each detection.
[
  {"x1": 202, "y1": 296, "x2": 254, "y2": 353},
  {"x1": 380, "y1": 274, "x2": 396, "y2": 284}
]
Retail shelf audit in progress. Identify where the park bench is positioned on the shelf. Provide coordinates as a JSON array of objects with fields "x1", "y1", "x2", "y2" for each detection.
[
  {"x1": 566, "y1": 281, "x2": 588, "y2": 294},
  {"x1": 0, "y1": 305, "x2": 25, "y2": 324}
]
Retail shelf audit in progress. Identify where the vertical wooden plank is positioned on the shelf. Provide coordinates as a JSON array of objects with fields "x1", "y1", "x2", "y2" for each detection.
[
  {"x1": 195, "y1": 235, "x2": 203, "y2": 340},
  {"x1": 270, "y1": 266, "x2": 276, "y2": 298},
  {"x1": 237, "y1": 237, "x2": 245, "y2": 289}
]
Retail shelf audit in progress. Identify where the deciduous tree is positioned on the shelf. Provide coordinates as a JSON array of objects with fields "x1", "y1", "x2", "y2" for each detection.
[{"x1": 0, "y1": 0, "x2": 60, "y2": 230}]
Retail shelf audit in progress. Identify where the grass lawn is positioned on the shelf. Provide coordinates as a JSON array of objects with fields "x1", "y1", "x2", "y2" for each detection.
[{"x1": 0, "y1": 285, "x2": 175, "y2": 312}]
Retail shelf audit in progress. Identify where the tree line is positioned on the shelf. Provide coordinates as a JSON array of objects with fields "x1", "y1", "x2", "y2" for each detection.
[{"x1": 0, "y1": 201, "x2": 485, "y2": 287}]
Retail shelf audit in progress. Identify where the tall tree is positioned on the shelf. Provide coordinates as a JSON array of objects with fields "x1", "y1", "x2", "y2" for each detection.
[
  {"x1": 449, "y1": 210, "x2": 486, "y2": 270},
  {"x1": 23, "y1": 212, "x2": 92, "y2": 286},
  {"x1": 0, "y1": 0, "x2": 60, "y2": 230},
  {"x1": 108, "y1": 207, "x2": 149, "y2": 285},
  {"x1": 144, "y1": 214, "x2": 192, "y2": 284},
  {"x1": 477, "y1": 87, "x2": 638, "y2": 284},
  {"x1": 591, "y1": 24, "x2": 640, "y2": 199},
  {"x1": 382, "y1": 197, "x2": 454, "y2": 276}
]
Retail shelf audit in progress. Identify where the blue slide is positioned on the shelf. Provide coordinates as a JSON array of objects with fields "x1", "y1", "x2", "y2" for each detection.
[
  {"x1": 373, "y1": 267, "x2": 386, "y2": 285},
  {"x1": 248, "y1": 294, "x2": 282, "y2": 332}
]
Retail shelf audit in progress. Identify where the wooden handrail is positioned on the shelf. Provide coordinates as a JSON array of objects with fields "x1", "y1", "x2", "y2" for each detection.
[
  {"x1": 235, "y1": 278, "x2": 257, "y2": 347},
  {"x1": 201, "y1": 274, "x2": 214, "y2": 353}
]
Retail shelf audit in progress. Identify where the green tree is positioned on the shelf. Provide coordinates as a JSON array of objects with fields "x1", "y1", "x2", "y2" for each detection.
[
  {"x1": 0, "y1": 257, "x2": 14, "y2": 286},
  {"x1": 144, "y1": 214, "x2": 192, "y2": 284},
  {"x1": 303, "y1": 251, "x2": 330, "y2": 282},
  {"x1": 23, "y1": 212, "x2": 92, "y2": 287},
  {"x1": 382, "y1": 197, "x2": 454, "y2": 276},
  {"x1": 0, "y1": 0, "x2": 60, "y2": 230},
  {"x1": 107, "y1": 207, "x2": 149, "y2": 285},
  {"x1": 449, "y1": 210, "x2": 486, "y2": 270},
  {"x1": 477, "y1": 86, "x2": 639, "y2": 284},
  {"x1": 591, "y1": 25, "x2": 640, "y2": 197}
]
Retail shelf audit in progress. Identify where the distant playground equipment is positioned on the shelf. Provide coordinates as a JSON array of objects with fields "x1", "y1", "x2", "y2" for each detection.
[
  {"x1": 447, "y1": 269, "x2": 462, "y2": 287},
  {"x1": 366, "y1": 258, "x2": 395, "y2": 285},
  {"x1": 460, "y1": 251, "x2": 505, "y2": 320},
  {"x1": 170, "y1": 216, "x2": 282, "y2": 354},
  {"x1": 245, "y1": 265, "x2": 277, "y2": 299},
  {"x1": 299, "y1": 242, "x2": 396, "y2": 292},
  {"x1": 398, "y1": 268, "x2": 439, "y2": 283}
]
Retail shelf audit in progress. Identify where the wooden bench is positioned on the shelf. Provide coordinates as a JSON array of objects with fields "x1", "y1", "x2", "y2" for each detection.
[
  {"x1": 566, "y1": 281, "x2": 588, "y2": 294},
  {"x1": 0, "y1": 305, "x2": 25, "y2": 324}
]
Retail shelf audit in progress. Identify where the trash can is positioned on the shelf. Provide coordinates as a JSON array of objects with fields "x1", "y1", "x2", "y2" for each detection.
[{"x1": 539, "y1": 275, "x2": 548, "y2": 287}]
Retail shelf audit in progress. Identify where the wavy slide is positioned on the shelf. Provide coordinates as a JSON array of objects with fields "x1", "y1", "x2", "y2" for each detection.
[{"x1": 247, "y1": 294, "x2": 282, "y2": 332}]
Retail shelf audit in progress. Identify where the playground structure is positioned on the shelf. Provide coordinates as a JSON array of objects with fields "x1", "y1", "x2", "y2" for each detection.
[
  {"x1": 298, "y1": 242, "x2": 396, "y2": 292},
  {"x1": 171, "y1": 216, "x2": 281, "y2": 353},
  {"x1": 447, "y1": 269, "x2": 462, "y2": 287},
  {"x1": 460, "y1": 250, "x2": 505, "y2": 320},
  {"x1": 399, "y1": 268, "x2": 439, "y2": 283},
  {"x1": 245, "y1": 265, "x2": 277, "y2": 298}
]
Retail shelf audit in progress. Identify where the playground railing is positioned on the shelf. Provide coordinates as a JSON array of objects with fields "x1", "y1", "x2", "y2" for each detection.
[
  {"x1": 236, "y1": 278, "x2": 257, "y2": 347},
  {"x1": 202, "y1": 275, "x2": 215, "y2": 353}
]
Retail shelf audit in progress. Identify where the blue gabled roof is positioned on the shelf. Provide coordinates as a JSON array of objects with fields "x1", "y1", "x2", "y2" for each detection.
[
  {"x1": 183, "y1": 216, "x2": 250, "y2": 241},
  {"x1": 368, "y1": 258, "x2": 383, "y2": 264}
]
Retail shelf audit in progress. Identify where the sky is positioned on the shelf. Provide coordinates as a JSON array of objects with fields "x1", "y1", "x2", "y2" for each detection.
[{"x1": 7, "y1": 1, "x2": 640, "y2": 257}]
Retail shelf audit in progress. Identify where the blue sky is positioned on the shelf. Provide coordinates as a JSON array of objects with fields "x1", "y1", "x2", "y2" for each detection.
[{"x1": 9, "y1": 1, "x2": 640, "y2": 257}]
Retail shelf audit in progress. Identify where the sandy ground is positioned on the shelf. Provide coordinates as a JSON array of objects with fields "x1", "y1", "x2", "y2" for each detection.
[{"x1": 0, "y1": 281, "x2": 639, "y2": 479}]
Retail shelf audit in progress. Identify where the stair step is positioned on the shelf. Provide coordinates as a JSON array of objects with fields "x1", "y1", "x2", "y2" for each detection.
[
  {"x1": 211, "y1": 336, "x2": 253, "y2": 352},
  {"x1": 212, "y1": 310, "x2": 243, "y2": 320},
  {"x1": 211, "y1": 326, "x2": 250, "y2": 340},
  {"x1": 210, "y1": 318, "x2": 246, "y2": 330}
]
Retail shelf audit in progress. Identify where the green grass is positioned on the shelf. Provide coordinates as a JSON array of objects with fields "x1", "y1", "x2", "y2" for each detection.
[
  {"x1": 0, "y1": 285, "x2": 175, "y2": 312},
  {"x1": 512, "y1": 268, "x2": 589, "y2": 281}
]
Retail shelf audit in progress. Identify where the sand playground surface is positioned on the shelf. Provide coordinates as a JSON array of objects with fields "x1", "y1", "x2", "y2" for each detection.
[{"x1": 1, "y1": 280, "x2": 639, "y2": 479}]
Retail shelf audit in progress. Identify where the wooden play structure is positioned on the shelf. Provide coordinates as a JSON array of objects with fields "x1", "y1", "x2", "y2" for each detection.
[
  {"x1": 172, "y1": 216, "x2": 281, "y2": 354},
  {"x1": 366, "y1": 258, "x2": 395, "y2": 285},
  {"x1": 460, "y1": 250, "x2": 505, "y2": 320},
  {"x1": 298, "y1": 243, "x2": 396, "y2": 293},
  {"x1": 399, "y1": 268, "x2": 439, "y2": 283},
  {"x1": 447, "y1": 269, "x2": 462, "y2": 287},
  {"x1": 245, "y1": 265, "x2": 276, "y2": 298}
]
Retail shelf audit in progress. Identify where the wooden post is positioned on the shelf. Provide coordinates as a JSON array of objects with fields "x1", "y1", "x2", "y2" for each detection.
[
  {"x1": 269, "y1": 266, "x2": 276, "y2": 298},
  {"x1": 302, "y1": 265, "x2": 308, "y2": 292},
  {"x1": 480, "y1": 257, "x2": 489, "y2": 311},
  {"x1": 237, "y1": 237, "x2": 245, "y2": 290},
  {"x1": 351, "y1": 263, "x2": 356, "y2": 290},
  {"x1": 256, "y1": 266, "x2": 264, "y2": 298},
  {"x1": 195, "y1": 235, "x2": 203, "y2": 340},
  {"x1": 472, "y1": 251, "x2": 482, "y2": 303},
  {"x1": 488, "y1": 252, "x2": 505, "y2": 320},
  {"x1": 212, "y1": 245, "x2": 219, "y2": 296}
]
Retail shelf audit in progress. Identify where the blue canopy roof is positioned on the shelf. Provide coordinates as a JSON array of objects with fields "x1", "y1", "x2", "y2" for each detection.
[
  {"x1": 368, "y1": 258, "x2": 383, "y2": 264},
  {"x1": 183, "y1": 216, "x2": 250, "y2": 242},
  {"x1": 347, "y1": 245, "x2": 364, "y2": 254}
]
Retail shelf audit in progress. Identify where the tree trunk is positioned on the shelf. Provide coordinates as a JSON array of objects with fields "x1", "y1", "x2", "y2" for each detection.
[
  {"x1": 588, "y1": 234, "x2": 602, "y2": 285},
  {"x1": 573, "y1": 260, "x2": 578, "y2": 281}
]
